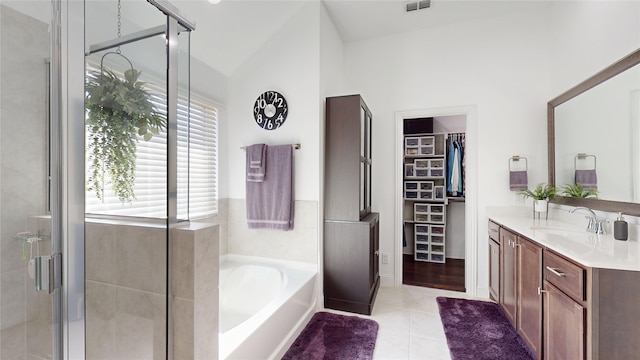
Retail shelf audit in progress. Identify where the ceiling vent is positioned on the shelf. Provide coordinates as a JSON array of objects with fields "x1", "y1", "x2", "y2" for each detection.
[{"x1": 406, "y1": 0, "x2": 431, "y2": 12}]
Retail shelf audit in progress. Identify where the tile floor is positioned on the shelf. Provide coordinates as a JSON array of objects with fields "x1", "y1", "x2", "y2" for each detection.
[{"x1": 326, "y1": 285, "x2": 488, "y2": 360}]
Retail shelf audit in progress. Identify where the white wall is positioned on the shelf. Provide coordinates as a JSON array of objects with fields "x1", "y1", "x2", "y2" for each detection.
[
  {"x1": 227, "y1": 2, "x2": 321, "y2": 202},
  {"x1": 548, "y1": 1, "x2": 640, "y2": 95},
  {"x1": 343, "y1": 1, "x2": 640, "y2": 294},
  {"x1": 223, "y1": 2, "x2": 322, "y2": 263},
  {"x1": 344, "y1": 4, "x2": 552, "y2": 293}
]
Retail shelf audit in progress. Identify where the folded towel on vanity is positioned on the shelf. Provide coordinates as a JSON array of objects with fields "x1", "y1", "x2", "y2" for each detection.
[
  {"x1": 246, "y1": 144, "x2": 267, "y2": 182},
  {"x1": 575, "y1": 169, "x2": 597, "y2": 190},
  {"x1": 246, "y1": 144, "x2": 294, "y2": 231},
  {"x1": 509, "y1": 170, "x2": 528, "y2": 191}
]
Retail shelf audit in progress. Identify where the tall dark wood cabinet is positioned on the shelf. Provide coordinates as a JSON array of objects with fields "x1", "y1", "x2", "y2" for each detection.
[{"x1": 324, "y1": 95, "x2": 380, "y2": 315}]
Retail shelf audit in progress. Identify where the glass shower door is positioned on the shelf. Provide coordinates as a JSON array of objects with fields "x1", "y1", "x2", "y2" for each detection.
[{"x1": 0, "y1": 1, "x2": 60, "y2": 359}]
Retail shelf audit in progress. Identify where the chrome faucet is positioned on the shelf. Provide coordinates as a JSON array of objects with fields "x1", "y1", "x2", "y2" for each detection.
[{"x1": 569, "y1": 206, "x2": 607, "y2": 235}]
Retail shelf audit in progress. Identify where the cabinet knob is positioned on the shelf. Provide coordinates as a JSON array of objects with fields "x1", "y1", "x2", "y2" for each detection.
[{"x1": 537, "y1": 287, "x2": 548, "y2": 296}]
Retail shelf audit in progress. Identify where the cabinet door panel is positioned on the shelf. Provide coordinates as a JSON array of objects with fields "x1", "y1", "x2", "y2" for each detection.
[
  {"x1": 544, "y1": 281, "x2": 586, "y2": 360},
  {"x1": 489, "y1": 239, "x2": 500, "y2": 301},
  {"x1": 517, "y1": 237, "x2": 542, "y2": 360},
  {"x1": 499, "y1": 228, "x2": 517, "y2": 327}
]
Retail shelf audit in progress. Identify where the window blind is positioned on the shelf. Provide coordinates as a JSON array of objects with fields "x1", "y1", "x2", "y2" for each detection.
[{"x1": 85, "y1": 68, "x2": 218, "y2": 219}]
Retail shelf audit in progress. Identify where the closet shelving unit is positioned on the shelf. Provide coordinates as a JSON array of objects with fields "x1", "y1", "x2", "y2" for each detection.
[{"x1": 404, "y1": 133, "x2": 447, "y2": 263}]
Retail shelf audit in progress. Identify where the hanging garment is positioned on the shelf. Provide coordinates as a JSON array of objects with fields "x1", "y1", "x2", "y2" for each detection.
[
  {"x1": 451, "y1": 145, "x2": 460, "y2": 195},
  {"x1": 447, "y1": 141, "x2": 456, "y2": 193}
]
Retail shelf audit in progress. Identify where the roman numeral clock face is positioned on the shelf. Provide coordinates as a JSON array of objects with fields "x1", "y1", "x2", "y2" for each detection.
[{"x1": 253, "y1": 91, "x2": 288, "y2": 130}]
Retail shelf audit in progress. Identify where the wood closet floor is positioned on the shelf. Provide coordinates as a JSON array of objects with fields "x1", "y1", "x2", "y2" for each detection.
[{"x1": 402, "y1": 254, "x2": 465, "y2": 292}]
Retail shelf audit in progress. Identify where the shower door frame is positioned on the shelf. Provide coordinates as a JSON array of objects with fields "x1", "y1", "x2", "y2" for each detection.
[{"x1": 61, "y1": 0, "x2": 195, "y2": 358}]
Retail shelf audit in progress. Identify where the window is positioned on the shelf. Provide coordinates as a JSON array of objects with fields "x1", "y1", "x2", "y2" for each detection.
[{"x1": 85, "y1": 69, "x2": 218, "y2": 219}]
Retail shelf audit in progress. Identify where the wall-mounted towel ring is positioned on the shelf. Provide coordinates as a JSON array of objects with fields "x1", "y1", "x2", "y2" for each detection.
[
  {"x1": 508, "y1": 155, "x2": 527, "y2": 171},
  {"x1": 508, "y1": 156, "x2": 528, "y2": 191},
  {"x1": 574, "y1": 153, "x2": 596, "y2": 171}
]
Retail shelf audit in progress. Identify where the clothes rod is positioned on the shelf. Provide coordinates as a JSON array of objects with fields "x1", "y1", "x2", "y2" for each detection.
[{"x1": 241, "y1": 144, "x2": 301, "y2": 151}]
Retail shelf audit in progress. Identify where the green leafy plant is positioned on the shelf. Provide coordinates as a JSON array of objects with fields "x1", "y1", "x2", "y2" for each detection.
[
  {"x1": 561, "y1": 183, "x2": 598, "y2": 198},
  {"x1": 85, "y1": 68, "x2": 165, "y2": 203},
  {"x1": 519, "y1": 183, "x2": 557, "y2": 201}
]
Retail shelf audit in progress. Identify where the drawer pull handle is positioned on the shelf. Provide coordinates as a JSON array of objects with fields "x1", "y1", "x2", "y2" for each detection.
[{"x1": 546, "y1": 266, "x2": 566, "y2": 277}]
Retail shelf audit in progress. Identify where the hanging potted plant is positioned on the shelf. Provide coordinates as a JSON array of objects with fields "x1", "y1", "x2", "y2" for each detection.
[
  {"x1": 520, "y1": 183, "x2": 557, "y2": 213},
  {"x1": 85, "y1": 66, "x2": 166, "y2": 203}
]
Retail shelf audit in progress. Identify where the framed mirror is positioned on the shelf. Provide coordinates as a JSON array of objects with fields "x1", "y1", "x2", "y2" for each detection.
[{"x1": 548, "y1": 48, "x2": 640, "y2": 216}]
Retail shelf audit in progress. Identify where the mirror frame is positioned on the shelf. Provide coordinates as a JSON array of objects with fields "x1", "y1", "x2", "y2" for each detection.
[{"x1": 548, "y1": 48, "x2": 640, "y2": 216}]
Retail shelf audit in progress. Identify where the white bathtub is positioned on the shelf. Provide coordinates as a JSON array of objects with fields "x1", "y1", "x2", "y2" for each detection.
[{"x1": 219, "y1": 254, "x2": 317, "y2": 360}]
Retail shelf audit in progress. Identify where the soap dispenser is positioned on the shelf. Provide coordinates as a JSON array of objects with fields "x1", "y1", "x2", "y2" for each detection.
[{"x1": 614, "y1": 212, "x2": 628, "y2": 241}]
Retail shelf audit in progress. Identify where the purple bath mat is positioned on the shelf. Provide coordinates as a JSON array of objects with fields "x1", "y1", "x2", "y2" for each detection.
[
  {"x1": 436, "y1": 297, "x2": 533, "y2": 360},
  {"x1": 282, "y1": 311, "x2": 379, "y2": 360}
]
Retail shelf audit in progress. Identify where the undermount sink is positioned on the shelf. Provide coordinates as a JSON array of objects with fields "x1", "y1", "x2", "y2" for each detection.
[{"x1": 529, "y1": 226, "x2": 586, "y2": 237}]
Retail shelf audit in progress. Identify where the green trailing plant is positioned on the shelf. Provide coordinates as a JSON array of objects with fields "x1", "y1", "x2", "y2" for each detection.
[
  {"x1": 519, "y1": 183, "x2": 557, "y2": 201},
  {"x1": 562, "y1": 183, "x2": 598, "y2": 198},
  {"x1": 85, "y1": 68, "x2": 165, "y2": 203}
]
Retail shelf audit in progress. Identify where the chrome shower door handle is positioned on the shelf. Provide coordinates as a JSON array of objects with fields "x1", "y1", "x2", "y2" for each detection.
[{"x1": 34, "y1": 253, "x2": 62, "y2": 294}]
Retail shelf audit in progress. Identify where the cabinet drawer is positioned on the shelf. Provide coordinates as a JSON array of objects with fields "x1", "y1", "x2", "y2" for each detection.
[
  {"x1": 488, "y1": 220, "x2": 500, "y2": 241},
  {"x1": 543, "y1": 250, "x2": 586, "y2": 302}
]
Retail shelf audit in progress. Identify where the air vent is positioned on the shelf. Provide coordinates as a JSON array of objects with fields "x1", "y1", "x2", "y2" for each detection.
[{"x1": 406, "y1": 0, "x2": 431, "y2": 12}]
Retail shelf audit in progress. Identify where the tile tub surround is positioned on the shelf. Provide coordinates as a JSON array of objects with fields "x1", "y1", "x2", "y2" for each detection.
[
  {"x1": 85, "y1": 221, "x2": 219, "y2": 360},
  {"x1": 226, "y1": 199, "x2": 318, "y2": 264},
  {"x1": 487, "y1": 207, "x2": 640, "y2": 271}
]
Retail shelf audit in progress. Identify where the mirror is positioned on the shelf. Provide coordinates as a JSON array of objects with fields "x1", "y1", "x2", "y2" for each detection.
[{"x1": 549, "y1": 49, "x2": 640, "y2": 216}]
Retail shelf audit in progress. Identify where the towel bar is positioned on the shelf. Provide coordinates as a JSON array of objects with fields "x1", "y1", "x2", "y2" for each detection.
[{"x1": 241, "y1": 143, "x2": 300, "y2": 151}]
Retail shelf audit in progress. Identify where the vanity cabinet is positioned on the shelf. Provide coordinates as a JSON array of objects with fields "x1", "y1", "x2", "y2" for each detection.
[
  {"x1": 491, "y1": 217, "x2": 640, "y2": 360},
  {"x1": 517, "y1": 236, "x2": 543, "y2": 360},
  {"x1": 324, "y1": 95, "x2": 379, "y2": 315},
  {"x1": 499, "y1": 227, "x2": 518, "y2": 326},
  {"x1": 488, "y1": 221, "x2": 500, "y2": 301},
  {"x1": 499, "y1": 227, "x2": 543, "y2": 359}
]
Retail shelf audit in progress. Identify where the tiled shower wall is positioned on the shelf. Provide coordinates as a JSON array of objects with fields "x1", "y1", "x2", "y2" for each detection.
[
  {"x1": 0, "y1": 5, "x2": 52, "y2": 359},
  {"x1": 85, "y1": 221, "x2": 219, "y2": 359}
]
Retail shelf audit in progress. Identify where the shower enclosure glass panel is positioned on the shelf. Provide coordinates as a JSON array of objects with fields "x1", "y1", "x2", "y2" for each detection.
[
  {"x1": 0, "y1": 2, "x2": 59, "y2": 359},
  {"x1": 84, "y1": 1, "x2": 192, "y2": 358}
]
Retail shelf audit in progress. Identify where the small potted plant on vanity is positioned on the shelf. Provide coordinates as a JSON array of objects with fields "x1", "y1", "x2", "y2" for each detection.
[
  {"x1": 520, "y1": 183, "x2": 557, "y2": 214},
  {"x1": 561, "y1": 183, "x2": 598, "y2": 198}
]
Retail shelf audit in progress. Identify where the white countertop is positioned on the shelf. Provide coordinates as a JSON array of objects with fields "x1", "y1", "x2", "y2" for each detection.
[{"x1": 488, "y1": 210, "x2": 640, "y2": 272}]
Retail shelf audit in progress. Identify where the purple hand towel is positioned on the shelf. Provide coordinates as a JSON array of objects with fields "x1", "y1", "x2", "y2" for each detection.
[
  {"x1": 246, "y1": 144, "x2": 267, "y2": 182},
  {"x1": 509, "y1": 170, "x2": 528, "y2": 191},
  {"x1": 575, "y1": 169, "x2": 597, "y2": 190},
  {"x1": 246, "y1": 145, "x2": 294, "y2": 230}
]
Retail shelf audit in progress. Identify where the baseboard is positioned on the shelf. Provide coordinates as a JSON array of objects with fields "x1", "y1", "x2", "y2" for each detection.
[{"x1": 380, "y1": 273, "x2": 395, "y2": 287}]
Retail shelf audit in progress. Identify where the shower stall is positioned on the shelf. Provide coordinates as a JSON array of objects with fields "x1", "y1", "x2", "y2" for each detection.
[{"x1": 0, "y1": 0, "x2": 204, "y2": 358}]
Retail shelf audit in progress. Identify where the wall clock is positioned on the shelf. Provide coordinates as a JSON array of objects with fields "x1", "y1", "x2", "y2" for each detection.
[{"x1": 253, "y1": 90, "x2": 288, "y2": 130}]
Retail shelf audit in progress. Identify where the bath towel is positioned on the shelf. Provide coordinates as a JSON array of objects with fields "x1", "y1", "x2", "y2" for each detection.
[
  {"x1": 246, "y1": 144, "x2": 267, "y2": 182},
  {"x1": 509, "y1": 171, "x2": 528, "y2": 191},
  {"x1": 246, "y1": 144, "x2": 294, "y2": 230},
  {"x1": 575, "y1": 169, "x2": 597, "y2": 190}
]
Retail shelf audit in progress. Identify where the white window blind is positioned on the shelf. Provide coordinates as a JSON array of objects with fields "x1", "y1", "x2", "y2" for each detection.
[{"x1": 85, "y1": 68, "x2": 218, "y2": 219}]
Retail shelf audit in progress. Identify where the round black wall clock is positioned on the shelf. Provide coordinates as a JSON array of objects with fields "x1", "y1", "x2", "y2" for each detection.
[{"x1": 253, "y1": 90, "x2": 288, "y2": 130}]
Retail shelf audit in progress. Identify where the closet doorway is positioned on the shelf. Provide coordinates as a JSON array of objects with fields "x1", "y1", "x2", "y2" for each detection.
[{"x1": 394, "y1": 107, "x2": 478, "y2": 295}]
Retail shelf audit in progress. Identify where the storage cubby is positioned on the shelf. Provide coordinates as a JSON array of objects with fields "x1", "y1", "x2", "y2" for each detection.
[{"x1": 404, "y1": 132, "x2": 447, "y2": 263}]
